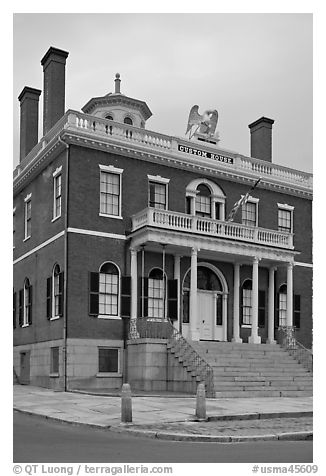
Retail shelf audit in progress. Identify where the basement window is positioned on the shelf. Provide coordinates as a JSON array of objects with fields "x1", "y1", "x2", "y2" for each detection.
[
  {"x1": 98, "y1": 348, "x2": 120, "y2": 374},
  {"x1": 50, "y1": 347, "x2": 59, "y2": 375}
]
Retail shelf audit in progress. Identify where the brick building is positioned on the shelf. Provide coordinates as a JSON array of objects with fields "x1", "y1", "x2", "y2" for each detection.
[{"x1": 13, "y1": 47, "x2": 313, "y2": 395}]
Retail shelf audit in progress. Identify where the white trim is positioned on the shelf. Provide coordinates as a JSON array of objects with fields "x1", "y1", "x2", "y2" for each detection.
[
  {"x1": 67, "y1": 227, "x2": 126, "y2": 240},
  {"x1": 24, "y1": 193, "x2": 32, "y2": 202},
  {"x1": 98, "y1": 315, "x2": 121, "y2": 320},
  {"x1": 13, "y1": 207, "x2": 16, "y2": 214},
  {"x1": 52, "y1": 165, "x2": 63, "y2": 177},
  {"x1": 13, "y1": 231, "x2": 65, "y2": 265},
  {"x1": 51, "y1": 216, "x2": 61, "y2": 223},
  {"x1": 98, "y1": 261, "x2": 121, "y2": 319},
  {"x1": 50, "y1": 316, "x2": 61, "y2": 321},
  {"x1": 99, "y1": 164, "x2": 124, "y2": 174},
  {"x1": 147, "y1": 174, "x2": 170, "y2": 184},
  {"x1": 244, "y1": 195, "x2": 260, "y2": 204},
  {"x1": 97, "y1": 346, "x2": 122, "y2": 375},
  {"x1": 148, "y1": 180, "x2": 169, "y2": 210},
  {"x1": 294, "y1": 261, "x2": 313, "y2": 268},
  {"x1": 277, "y1": 203, "x2": 295, "y2": 211},
  {"x1": 53, "y1": 172, "x2": 62, "y2": 221},
  {"x1": 99, "y1": 213, "x2": 123, "y2": 220}
]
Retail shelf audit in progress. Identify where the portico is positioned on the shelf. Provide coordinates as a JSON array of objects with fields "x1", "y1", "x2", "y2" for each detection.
[{"x1": 129, "y1": 208, "x2": 297, "y2": 344}]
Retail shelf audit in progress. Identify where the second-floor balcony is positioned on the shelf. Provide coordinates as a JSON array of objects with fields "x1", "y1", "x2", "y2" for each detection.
[{"x1": 131, "y1": 208, "x2": 294, "y2": 250}]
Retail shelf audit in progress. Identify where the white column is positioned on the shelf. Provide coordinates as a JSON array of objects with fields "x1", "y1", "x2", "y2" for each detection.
[
  {"x1": 286, "y1": 262, "x2": 294, "y2": 327},
  {"x1": 130, "y1": 248, "x2": 139, "y2": 338},
  {"x1": 190, "y1": 247, "x2": 198, "y2": 340},
  {"x1": 249, "y1": 257, "x2": 261, "y2": 344},
  {"x1": 130, "y1": 248, "x2": 138, "y2": 320},
  {"x1": 267, "y1": 266, "x2": 276, "y2": 344},
  {"x1": 232, "y1": 263, "x2": 242, "y2": 343},
  {"x1": 174, "y1": 255, "x2": 181, "y2": 330}
]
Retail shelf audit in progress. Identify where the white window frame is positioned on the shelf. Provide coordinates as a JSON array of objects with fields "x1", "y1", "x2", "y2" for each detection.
[
  {"x1": 51, "y1": 264, "x2": 61, "y2": 321},
  {"x1": 99, "y1": 164, "x2": 123, "y2": 219},
  {"x1": 50, "y1": 346, "x2": 60, "y2": 376},
  {"x1": 147, "y1": 267, "x2": 168, "y2": 320},
  {"x1": 22, "y1": 278, "x2": 30, "y2": 327},
  {"x1": 242, "y1": 196, "x2": 259, "y2": 227},
  {"x1": 52, "y1": 166, "x2": 62, "y2": 222},
  {"x1": 97, "y1": 347, "x2": 122, "y2": 376},
  {"x1": 98, "y1": 261, "x2": 121, "y2": 320},
  {"x1": 277, "y1": 203, "x2": 294, "y2": 233},
  {"x1": 185, "y1": 178, "x2": 225, "y2": 220},
  {"x1": 241, "y1": 279, "x2": 252, "y2": 328},
  {"x1": 23, "y1": 194, "x2": 32, "y2": 241},
  {"x1": 147, "y1": 175, "x2": 170, "y2": 210}
]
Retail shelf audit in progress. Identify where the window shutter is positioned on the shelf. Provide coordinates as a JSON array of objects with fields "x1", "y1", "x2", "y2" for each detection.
[
  {"x1": 258, "y1": 290, "x2": 265, "y2": 328},
  {"x1": 138, "y1": 277, "x2": 148, "y2": 317},
  {"x1": 186, "y1": 196, "x2": 191, "y2": 214},
  {"x1": 27, "y1": 285, "x2": 32, "y2": 325},
  {"x1": 46, "y1": 277, "x2": 52, "y2": 320},
  {"x1": 275, "y1": 292, "x2": 280, "y2": 328},
  {"x1": 58, "y1": 272, "x2": 64, "y2": 317},
  {"x1": 294, "y1": 294, "x2": 301, "y2": 329},
  {"x1": 18, "y1": 289, "x2": 23, "y2": 327},
  {"x1": 216, "y1": 294, "x2": 223, "y2": 326},
  {"x1": 182, "y1": 291, "x2": 190, "y2": 323},
  {"x1": 240, "y1": 286, "x2": 244, "y2": 325},
  {"x1": 13, "y1": 291, "x2": 16, "y2": 329},
  {"x1": 167, "y1": 279, "x2": 178, "y2": 321},
  {"x1": 89, "y1": 272, "x2": 99, "y2": 316},
  {"x1": 121, "y1": 276, "x2": 131, "y2": 317}
]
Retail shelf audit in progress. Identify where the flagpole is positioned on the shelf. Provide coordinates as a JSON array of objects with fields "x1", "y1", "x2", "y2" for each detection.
[{"x1": 226, "y1": 177, "x2": 262, "y2": 222}]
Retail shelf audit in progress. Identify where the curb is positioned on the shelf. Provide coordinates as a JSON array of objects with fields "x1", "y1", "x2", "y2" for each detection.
[
  {"x1": 207, "y1": 410, "x2": 313, "y2": 421},
  {"x1": 14, "y1": 408, "x2": 312, "y2": 443},
  {"x1": 111, "y1": 426, "x2": 313, "y2": 442}
]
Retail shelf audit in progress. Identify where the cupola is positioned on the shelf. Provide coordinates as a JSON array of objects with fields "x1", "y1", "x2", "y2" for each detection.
[{"x1": 81, "y1": 73, "x2": 152, "y2": 128}]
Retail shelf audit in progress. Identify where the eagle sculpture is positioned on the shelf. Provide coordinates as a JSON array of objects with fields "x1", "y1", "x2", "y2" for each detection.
[{"x1": 186, "y1": 105, "x2": 218, "y2": 139}]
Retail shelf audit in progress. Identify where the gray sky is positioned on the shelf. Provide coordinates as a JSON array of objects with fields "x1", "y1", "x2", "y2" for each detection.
[{"x1": 13, "y1": 13, "x2": 313, "y2": 172}]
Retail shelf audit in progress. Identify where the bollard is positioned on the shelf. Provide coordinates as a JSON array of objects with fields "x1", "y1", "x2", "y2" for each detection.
[
  {"x1": 195, "y1": 382, "x2": 206, "y2": 420},
  {"x1": 121, "y1": 383, "x2": 133, "y2": 423}
]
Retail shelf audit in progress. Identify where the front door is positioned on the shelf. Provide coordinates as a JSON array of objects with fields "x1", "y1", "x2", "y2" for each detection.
[
  {"x1": 197, "y1": 291, "x2": 215, "y2": 340},
  {"x1": 20, "y1": 351, "x2": 30, "y2": 385}
]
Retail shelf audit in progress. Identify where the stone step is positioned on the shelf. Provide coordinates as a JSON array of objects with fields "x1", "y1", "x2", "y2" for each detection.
[
  {"x1": 212, "y1": 369, "x2": 310, "y2": 377},
  {"x1": 214, "y1": 389, "x2": 312, "y2": 398},
  {"x1": 208, "y1": 359, "x2": 300, "y2": 367},
  {"x1": 213, "y1": 383, "x2": 312, "y2": 391},
  {"x1": 213, "y1": 375, "x2": 312, "y2": 383},
  {"x1": 199, "y1": 352, "x2": 296, "y2": 360}
]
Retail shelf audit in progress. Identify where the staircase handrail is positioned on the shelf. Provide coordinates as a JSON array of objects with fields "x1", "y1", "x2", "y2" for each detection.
[
  {"x1": 128, "y1": 317, "x2": 215, "y2": 396},
  {"x1": 277, "y1": 326, "x2": 313, "y2": 373}
]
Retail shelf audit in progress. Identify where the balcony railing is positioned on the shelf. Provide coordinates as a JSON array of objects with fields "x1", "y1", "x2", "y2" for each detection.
[
  {"x1": 14, "y1": 110, "x2": 312, "y2": 192},
  {"x1": 132, "y1": 208, "x2": 294, "y2": 249}
]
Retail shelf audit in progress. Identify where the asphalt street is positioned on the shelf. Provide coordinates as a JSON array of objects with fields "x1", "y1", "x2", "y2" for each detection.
[{"x1": 13, "y1": 412, "x2": 313, "y2": 464}]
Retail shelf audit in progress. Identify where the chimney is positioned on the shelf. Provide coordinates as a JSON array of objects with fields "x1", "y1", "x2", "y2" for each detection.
[
  {"x1": 18, "y1": 86, "x2": 41, "y2": 162},
  {"x1": 41, "y1": 47, "x2": 69, "y2": 135},
  {"x1": 248, "y1": 116, "x2": 274, "y2": 162}
]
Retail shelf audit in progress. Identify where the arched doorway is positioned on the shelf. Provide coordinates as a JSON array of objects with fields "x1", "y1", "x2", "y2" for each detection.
[{"x1": 182, "y1": 263, "x2": 228, "y2": 341}]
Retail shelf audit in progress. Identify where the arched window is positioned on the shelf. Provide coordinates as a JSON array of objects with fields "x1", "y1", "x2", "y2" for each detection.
[
  {"x1": 186, "y1": 179, "x2": 226, "y2": 220},
  {"x1": 99, "y1": 262, "x2": 119, "y2": 316},
  {"x1": 52, "y1": 264, "x2": 61, "y2": 318},
  {"x1": 23, "y1": 278, "x2": 32, "y2": 326},
  {"x1": 195, "y1": 184, "x2": 211, "y2": 217},
  {"x1": 148, "y1": 268, "x2": 165, "y2": 319},
  {"x1": 124, "y1": 117, "x2": 133, "y2": 126},
  {"x1": 278, "y1": 284, "x2": 287, "y2": 327},
  {"x1": 241, "y1": 279, "x2": 252, "y2": 325},
  {"x1": 105, "y1": 114, "x2": 114, "y2": 120}
]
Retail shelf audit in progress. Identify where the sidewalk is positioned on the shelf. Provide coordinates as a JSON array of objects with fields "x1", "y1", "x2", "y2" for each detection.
[{"x1": 13, "y1": 385, "x2": 313, "y2": 442}]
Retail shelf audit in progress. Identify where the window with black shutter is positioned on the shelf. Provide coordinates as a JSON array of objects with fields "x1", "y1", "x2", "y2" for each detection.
[
  {"x1": 294, "y1": 294, "x2": 301, "y2": 329},
  {"x1": 46, "y1": 277, "x2": 52, "y2": 319},
  {"x1": 27, "y1": 285, "x2": 32, "y2": 325},
  {"x1": 58, "y1": 271, "x2": 64, "y2": 317},
  {"x1": 89, "y1": 272, "x2": 99, "y2": 316},
  {"x1": 120, "y1": 276, "x2": 131, "y2": 317},
  {"x1": 167, "y1": 279, "x2": 178, "y2": 320},
  {"x1": 258, "y1": 290, "x2": 266, "y2": 327},
  {"x1": 18, "y1": 289, "x2": 23, "y2": 327},
  {"x1": 13, "y1": 291, "x2": 16, "y2": 329},
  {"x1": 139, "y1": 276, "x2": 148, "y2": 317},
  {"x1": 182, "y1": 291, "x2": 189, "y2": 323}
]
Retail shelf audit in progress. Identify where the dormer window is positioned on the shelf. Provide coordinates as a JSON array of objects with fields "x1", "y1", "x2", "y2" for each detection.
[
  {"x1": 124, "y1": 117, "x2": 133, "y2": 126},
  {"x1": 105, "y1": 114, "x2": 113, "y2": 121}
]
